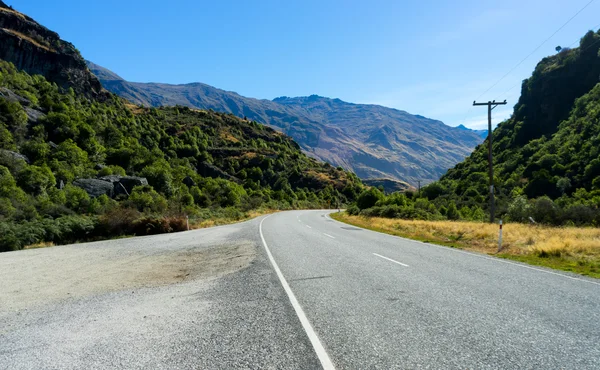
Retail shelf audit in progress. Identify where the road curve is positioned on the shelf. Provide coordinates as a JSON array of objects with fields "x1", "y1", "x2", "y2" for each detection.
[{"x1": 1, "y1": 210, "x2": 599, "y2": 369}]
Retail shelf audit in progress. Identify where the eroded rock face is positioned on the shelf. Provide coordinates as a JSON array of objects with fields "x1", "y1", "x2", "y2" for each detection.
[{"x1": 0, "y1": 4, "x2": 108, "y2": 99}]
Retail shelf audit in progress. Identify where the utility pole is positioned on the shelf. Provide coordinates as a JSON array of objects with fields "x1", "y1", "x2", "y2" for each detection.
[{"x1": 473, "y1": 99, "x2": 507, "y2": 223}]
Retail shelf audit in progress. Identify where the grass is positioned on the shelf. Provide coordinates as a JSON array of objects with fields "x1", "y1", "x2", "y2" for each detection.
[
  {"x1": 190, "y1": 209, "x2": 276, "y2": 229},
  {"x1": 331, "y1": 213, "x2": 600, "y2": 279}
]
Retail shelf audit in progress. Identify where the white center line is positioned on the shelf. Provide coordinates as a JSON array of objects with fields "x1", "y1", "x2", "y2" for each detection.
[
  {"x1": 306, "y1": 225, "x2": 312, "y2": 229},
  {"x1": 373, "y1": 253, "x2": 409, "y2": 267},
  {"x1": 259, "y1": 215, "x2": 336, "y2": 370},
  {"x1": 323, "y1": 233, "x2": 335, "y2": 239}
]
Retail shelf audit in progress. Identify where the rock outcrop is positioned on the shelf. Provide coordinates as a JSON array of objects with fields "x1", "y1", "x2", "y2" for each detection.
[
  {"x1": 72, "y1": 179, "x2": 114, "y2": 198},
  {"x1": 73, "y1": 176, "x2": 149, "y2": 198},
  {"x1": 0, "y1": 3, "x2": 108, "y2": 99},
  {"x1": 98, "y1": 176, "x2": 148, "y2": 196},
  {"x1": 0, "y1": 149, "x2": 29, "y2": 163}
]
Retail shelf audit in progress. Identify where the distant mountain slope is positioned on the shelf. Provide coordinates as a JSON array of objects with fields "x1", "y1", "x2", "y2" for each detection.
[{"x1": 87, "y1": 62, "x2": 483, "y2": 185}]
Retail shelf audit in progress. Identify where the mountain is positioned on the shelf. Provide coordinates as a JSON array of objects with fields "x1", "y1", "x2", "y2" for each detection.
[
  {"x1": 456, "y1": 124, "x2": 487, "y2": 139},
  {"x1": 87, "y1": 62, "x2": 484, "y2": 186},
  {"x1": 362, "y1": 178, "x2": 414, "y2": 194},
  {"x1": 0, "y1": 1, "x2": 106, "y2": 99},
  {"x1": 0, "y1": 4, "x2": 363, "y2": 252}
]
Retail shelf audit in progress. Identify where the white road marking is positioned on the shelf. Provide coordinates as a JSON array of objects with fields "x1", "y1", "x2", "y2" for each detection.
[
  {"x1": 373, "y1": 253, "x2": 409, "y2": 267},
  {"x1": 259, "y1": 215, "x2": 336, "y2": 370},
  {"x1": 306, "y1": 225, "x2": 312, "y2": 229},
  {"x1": 323, "y1": 233, "x2": 335, "y2": 239},
  {"x1": 326, "y1": 212, "x2": 600, "y2": 287}
]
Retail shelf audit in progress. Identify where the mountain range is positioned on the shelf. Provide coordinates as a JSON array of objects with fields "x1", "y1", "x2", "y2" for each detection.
[{"x1": 87, "y1": 62, "x2": 484, "y2": 186}]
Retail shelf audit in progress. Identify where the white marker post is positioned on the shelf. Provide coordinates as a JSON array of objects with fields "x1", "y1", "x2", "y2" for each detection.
[
  {"x1": 498, "y1": 220, "x2": 503, "y2": 252},
  {"x1": 186, "y1": 215, "x2": 189, "y2": 231}
]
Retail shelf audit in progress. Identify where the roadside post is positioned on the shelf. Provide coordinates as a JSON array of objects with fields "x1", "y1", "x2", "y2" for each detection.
[
  {"x1": 498, "y1": 220, "x2": 503, "y2": 252},
  {"x1": 186, "y1": 215, "x2": 189, "y2": 231}
]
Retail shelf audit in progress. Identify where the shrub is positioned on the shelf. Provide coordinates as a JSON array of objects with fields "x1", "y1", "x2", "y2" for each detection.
[
  {"x1": 357, "y1": 188, "x2": 384, "y2": 210},
  {"x1": 97, "y1": 206, "x2": 140, "y2": 236},
  {"x1": 128, "y1": 185, "x2": 168, "y2": 213},
  {"x1": 531, "y1": 197, "x2": 561, "y2": 225}
]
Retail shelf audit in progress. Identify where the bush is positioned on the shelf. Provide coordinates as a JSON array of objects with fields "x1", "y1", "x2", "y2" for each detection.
[
  {"x1": 446, "y1": 201, "x2": 460, "y2": 220},
  {"x1": 531, "y1": 197, "x2": 561, "y2": 225},
  {"x1": 97, "y1": 206, "x2": 141, "y2": 236},
  {"x1": 357, "y1": 188, "x2": 384, "y2": 210},
  {"x1": 128, "y1": 185, "x2": 168, "y2": 213}
]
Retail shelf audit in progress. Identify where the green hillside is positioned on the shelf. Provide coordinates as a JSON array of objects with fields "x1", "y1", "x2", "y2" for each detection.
[
  {"x1": 0, "y1": 61, "x2": 362, "y2": 251},
  {"x1": 351, "y1": 30, "x2": 600, "y2": 226}
]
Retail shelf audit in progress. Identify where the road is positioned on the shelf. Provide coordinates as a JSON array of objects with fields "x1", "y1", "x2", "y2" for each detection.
[{"x1": 2, "y1": 210, "x2": 600, "y2": 369}]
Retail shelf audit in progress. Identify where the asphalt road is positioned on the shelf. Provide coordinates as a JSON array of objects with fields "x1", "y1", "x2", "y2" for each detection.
[{"x1": 2, "y1": 210, "x2": 599, "y2": 369}]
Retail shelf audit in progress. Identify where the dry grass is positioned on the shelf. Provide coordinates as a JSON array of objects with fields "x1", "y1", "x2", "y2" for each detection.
[
  {"x1": 220, "y1": 131, "x2": 240, "y2": 143},
  {"x1": 24, "y1": 242, "x2": 55, "y2": 250},
  {"x1": 1, "y1": 28, "x2": 56, "y2": 53},
  {"x1": 0, "y1": 7, "x2": 27, "y2": 20},
  {"x1": 124, "y1": 103, "x2": 146, "y2": 115},
  {"x1": 332, "y1": 213, "x2": 600, "y2": 278},
  {"x1": 190, "y1": 209, "x2": 276, "y2": 229}
]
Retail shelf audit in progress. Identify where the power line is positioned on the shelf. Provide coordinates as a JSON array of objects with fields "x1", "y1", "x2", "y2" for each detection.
[
  {"x1": 473, "y1": 0, "x2": 597, "y2": 102},
  {"x1": 568, "y1": 22, "x2": 600, "y2": 47},
  {"x1": 496, "y1": 23, "x2": 600, "y2": 101}
]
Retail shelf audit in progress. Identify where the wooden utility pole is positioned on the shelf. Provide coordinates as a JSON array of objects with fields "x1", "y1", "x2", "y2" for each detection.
[{"x1": 473, "y1": 100, "x2": 507, "y2": 223}]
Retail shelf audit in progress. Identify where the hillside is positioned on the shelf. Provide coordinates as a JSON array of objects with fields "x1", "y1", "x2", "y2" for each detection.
[
  {"x1": 0, "y1": 4, "x2": 363, "y2": 252},
  {"x1": 349, "y1": 29, "x2": 600, "y2": 227},
  {"x1": 87, "y1": 62, "x2": 484, "y2": 186}
]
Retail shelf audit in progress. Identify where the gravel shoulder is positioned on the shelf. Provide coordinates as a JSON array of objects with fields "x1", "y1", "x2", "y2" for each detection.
[
  {"x1": 0, "y1": 216, "x2": 321, "y2": 369},
  {"x1": 1, "y1": 229, "x2": 256, "y2": 314}
]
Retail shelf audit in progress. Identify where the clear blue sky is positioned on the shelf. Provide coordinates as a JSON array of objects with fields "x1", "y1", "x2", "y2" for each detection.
[{"x1": 10, "y1": 0, "x2": 600, "y2": 129}]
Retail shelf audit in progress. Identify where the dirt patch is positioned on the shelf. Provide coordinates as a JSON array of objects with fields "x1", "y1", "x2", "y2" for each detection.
[{"x1": 0, "y1": 241, "x2": 256, "y2": 313}]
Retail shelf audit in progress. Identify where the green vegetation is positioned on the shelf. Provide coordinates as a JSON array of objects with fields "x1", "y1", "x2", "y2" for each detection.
[
  {"x1": 0, "y1": 60, "x2": 362, "y2": 252},
  {"x1": 351, "y1": 30, "x2": 600, "y2": 227}
]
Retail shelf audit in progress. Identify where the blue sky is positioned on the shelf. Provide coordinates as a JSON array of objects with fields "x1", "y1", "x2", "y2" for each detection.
[{"x1": 11, "y1": 0, "x2": 600, "y2": 129}]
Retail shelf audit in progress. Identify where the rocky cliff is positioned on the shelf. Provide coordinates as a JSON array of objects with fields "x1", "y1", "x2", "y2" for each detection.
[{"x1": 0, "y1": 2, "x2": 106, "y2": 99}]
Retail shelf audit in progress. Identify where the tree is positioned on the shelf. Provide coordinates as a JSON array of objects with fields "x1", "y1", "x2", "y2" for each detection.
[
  {"x1": 356, "y1": 188, "x2": 384, "y2": 210},
  {"x1": 446, "y1": 201, "x2": 460, "y2": 220}
]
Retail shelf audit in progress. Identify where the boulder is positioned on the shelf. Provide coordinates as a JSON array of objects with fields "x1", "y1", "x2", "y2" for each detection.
[
  {"x1": 94, "y1": 164, "x2": 106, "y2": 171},
  {"x1": 98, "y1": 175, "x2": 148, "y2": 196},
  {"x1": 72, "y1": 179, "x2": 113, "y2": 198}
]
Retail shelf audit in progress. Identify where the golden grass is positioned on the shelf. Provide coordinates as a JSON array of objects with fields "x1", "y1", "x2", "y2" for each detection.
[
  {"x1": 190, "y1": 209, "x2": 277, "y2": 229},
  {"x1": 220, "y1": 131, "x2": 240, "y2": 143},
  {"x1": 1, "y1": 28, "x2": 56, "y2": 53},
  {"x1": 124, "y1": 103, "x2": 146, "y2": 115},
  {"x1": 332, "y1": 213, "x2": 600, "y2": 278},
  {"x1": 0, "y1": 7, "x2": 27, "y2": 20},
  {"x1": 24, "y1": 242, "x2": 54, "y2": 250}
]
